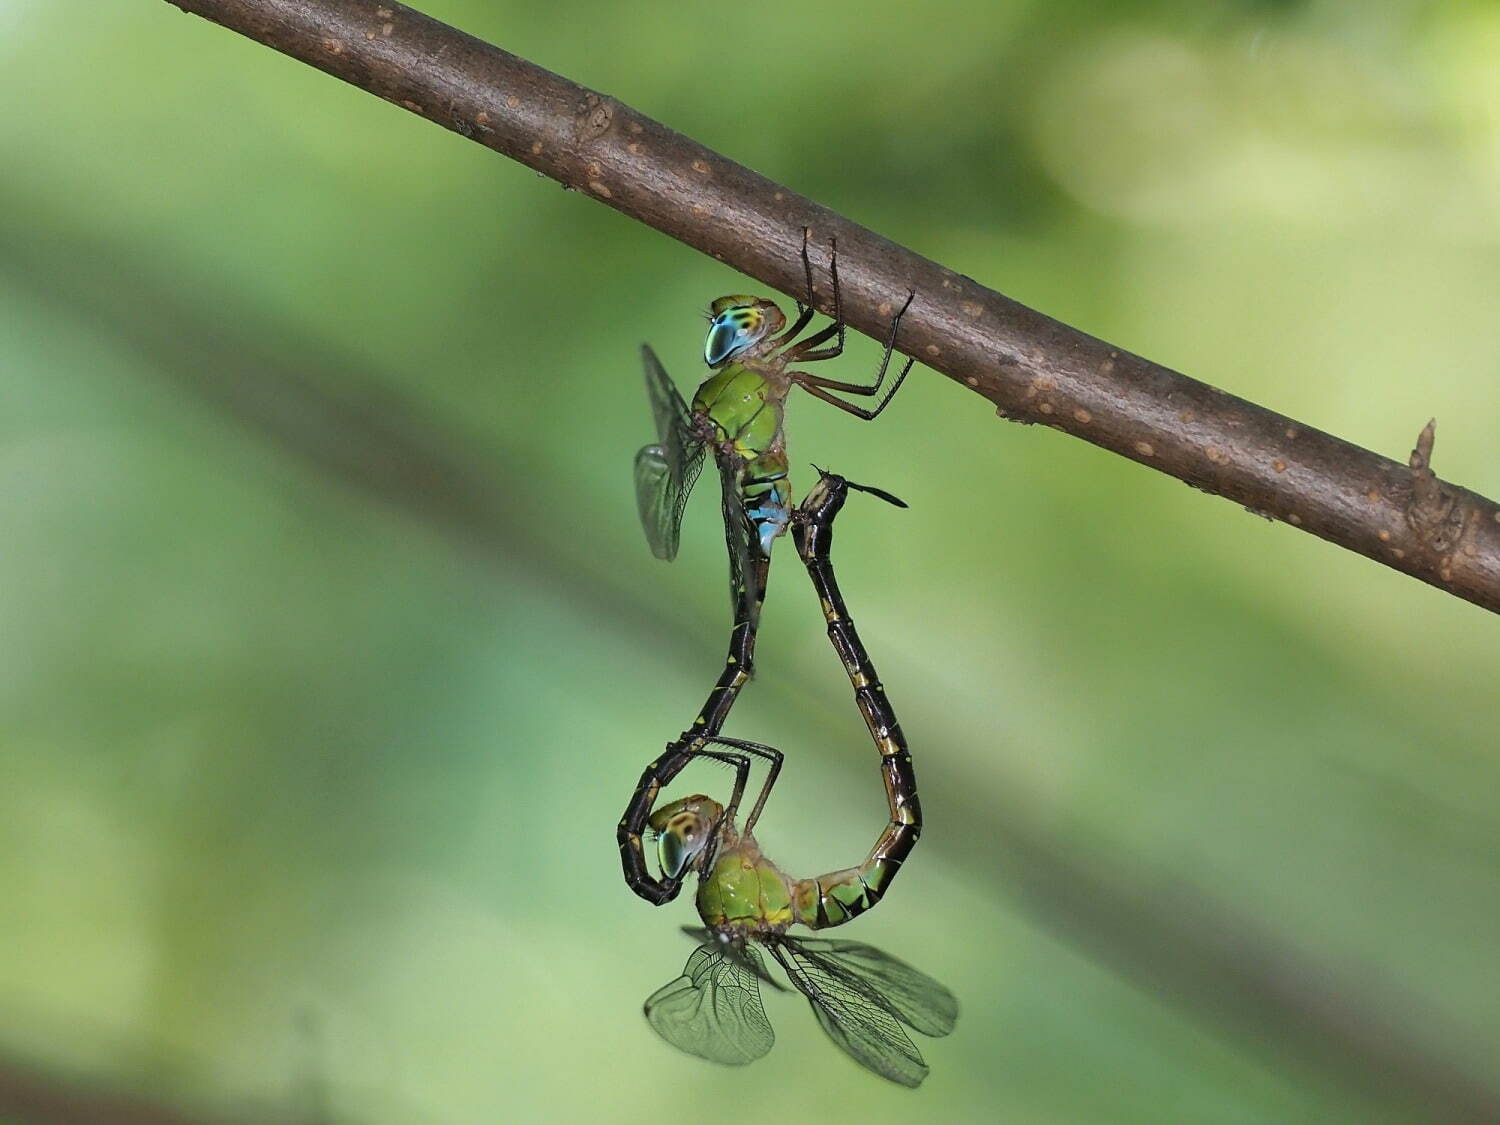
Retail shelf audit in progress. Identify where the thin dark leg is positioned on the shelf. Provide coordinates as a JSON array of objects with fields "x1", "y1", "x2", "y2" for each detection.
[
  {"x1": 782, "y1": 235, "x2": 846, "y2": 361},
  {"x1": 804, "y1": 289, "x2": 912, "y2": 373},
  {"x1": 785, "y1": 321, "x2": 841, "y2": 360},
  {"x1": 794, "y1": 354, "x2": 917, "y2": 421},
  {"x1": 789, "y1": 289, "x2": 916, "y2": 419},
  {"x1": 696, "y1": 748, "x2": 750, "y2": 876},
  {"x1": 769, "y1": 228, "x2": 816, "y2": 349},
  {"x1": 795, "y1": 225, "x2": 815, "y2": 318},
  {"x1": 792, "y1": 285, "x2": 914, "y2": 382},
  {"x1": 709, "y1": 736, "x2": 784, "y2": 835},
  {"x1": 700, "y1": 750, "x2": 750, "y2": 828}
]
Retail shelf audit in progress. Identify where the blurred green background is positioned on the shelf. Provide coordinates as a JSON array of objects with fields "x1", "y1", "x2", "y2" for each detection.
[{"x1": 2, "y1": 0, "x2": 1499, "y2": 1121}]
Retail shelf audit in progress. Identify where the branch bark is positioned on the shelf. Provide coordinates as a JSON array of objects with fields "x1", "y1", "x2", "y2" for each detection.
[{"x1": 161, "y1": 0, "x2": 1500, "y2": 613}]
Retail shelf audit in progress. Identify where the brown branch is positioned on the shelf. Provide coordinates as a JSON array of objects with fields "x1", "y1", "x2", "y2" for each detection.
[{"x1": 159, "y1": 0, "x2": 1500, "y2": 613}]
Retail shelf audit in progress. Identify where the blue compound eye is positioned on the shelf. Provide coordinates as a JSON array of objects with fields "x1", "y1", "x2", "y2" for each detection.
[
  {"x1": 656, "y1": 811, "x2": 708, "y2": 878},
  {"x1": 704, "y1": 305, "x2": 765, "y2": 366},
  {"x1": 658, "y1": 831, "x2": 689, "y2": 879},
  {"x1": 705, "y1": 317, "x2": 740, "y2": 366}
]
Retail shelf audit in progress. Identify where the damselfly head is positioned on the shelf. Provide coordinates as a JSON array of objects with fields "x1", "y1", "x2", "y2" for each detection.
[
  {"x1": 649, "y1": 794, "x2": 725, "y2": 880},
  {"x1": 704, "y1": 296, "x2": 785, "y2": 367}
]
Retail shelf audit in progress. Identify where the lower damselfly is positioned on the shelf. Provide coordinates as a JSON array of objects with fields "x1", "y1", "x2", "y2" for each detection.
[{"x1": 639, "y1": 472, "x2": 952, "y2": 1085}]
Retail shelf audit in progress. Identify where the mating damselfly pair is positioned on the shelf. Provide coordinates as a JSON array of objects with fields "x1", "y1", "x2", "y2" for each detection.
[{"x1": 618, "y1": 234, "x2": 957, "y2": 1087}]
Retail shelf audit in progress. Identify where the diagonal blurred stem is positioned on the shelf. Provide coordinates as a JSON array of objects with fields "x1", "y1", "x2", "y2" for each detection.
[
  {"x1": 4, "y1": 205, "x2": 1497, "y2": 1122},
  {"x1": 156, "y1": 0, "x2": 1500, "y2": 613},
  {"x1": 0, "y1": 1050, "x2": 230, "y2": 1125}
]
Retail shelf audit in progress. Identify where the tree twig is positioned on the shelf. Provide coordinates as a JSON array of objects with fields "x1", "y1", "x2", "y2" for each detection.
[{"x1": 159, "y1": 0, "x2": 1500, "y2": 613}]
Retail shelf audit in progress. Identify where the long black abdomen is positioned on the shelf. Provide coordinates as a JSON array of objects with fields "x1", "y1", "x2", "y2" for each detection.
[{"x1": 791, "y1": 475, "x2": 922, "y2": 929}]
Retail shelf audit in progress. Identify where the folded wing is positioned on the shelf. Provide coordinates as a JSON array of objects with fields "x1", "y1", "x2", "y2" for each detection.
[
  {"x1": 635, "y1": 345, "x2": 706, "y2": 561},
  {"x1": 769, "y1": 936, "x2": 955, "y2": 1088},
  {"x1": 644, "y1": 942, "x2": 775, "y2": 1066}
]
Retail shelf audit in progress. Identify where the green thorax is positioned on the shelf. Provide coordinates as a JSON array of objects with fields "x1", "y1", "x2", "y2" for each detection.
[
  {"x1": 692, "y1": 363, "x2": 787, "y2": 465},
  {"x1": 697, "y1": 840, "x2": 894, "y2": 934},
  {"x1": 696, "y1": 836, "x2": 795, "y2": 935}
]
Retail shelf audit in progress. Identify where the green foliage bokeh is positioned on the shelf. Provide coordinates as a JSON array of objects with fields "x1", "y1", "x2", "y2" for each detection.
[{"x1": 1, "y1": 1, "x2": 1498, "y2": 1121}]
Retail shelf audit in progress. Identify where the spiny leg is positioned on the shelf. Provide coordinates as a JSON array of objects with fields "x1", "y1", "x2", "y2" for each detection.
[
  {"x1": 796, "y1": 361, "x2": 915, "y2": 421},
  {"x1": 700, "y1": 750, "x2": 750, "y2": 826},
  {"x1": 641, "y1": 737, "x2": 778, "y2": 883},
  {"x1": 796, "y1": 226, "x2": 815, "y2": 319},
  {"x1": 797, "y1": 287, "x2": 911, "y2": 371},
  {"x1": 695, "y1": 747, "x2": 751, "y2": 876},
  {"x1": 783, "y1": 235, "x2": 846, "y2": 361},
  {"x1": 790, "y1": 291, "x2": 917, "y2": 424},
  {"x1": 708, "y1": 736, "x2": 784, "y2": 836},
  {"x1": 770, "y1": 227, "x2": 818, "y2": 349}
]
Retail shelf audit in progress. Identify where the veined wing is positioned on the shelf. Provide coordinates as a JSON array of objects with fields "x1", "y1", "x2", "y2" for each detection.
[
  {"x1": 767, "y1": 937, "x2": 943, "y2": 1088},
  {"x1": 644, "y1": 942, "x2": 774, "y2": 1066},
  {"x1": 634, "y1": 345, "x2": 707, "y2": 561},
  {"x1": 717, "y1": 453, "x2": 768, "y2": 633},
  {"x1": 681, "y1": 927, "x2": 787, "y2": 992},
  {"x1": 779, "y1": 936, "x2": 957, "y2": 1037}
]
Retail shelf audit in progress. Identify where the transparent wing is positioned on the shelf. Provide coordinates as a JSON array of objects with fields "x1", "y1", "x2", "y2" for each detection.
[
  {"x1": 681, "y1": 927, "x2": 787, "y2": 992},
  {"x1": 716, "y1": 452, "x2": 767, "y2": 633},
  {"x1": 767, "y1": 938, "x2": 937, "y2": 1088},
  {"x1": 781, "y1": 936, "x2": 957, "y2": 1037},
  {"x1": 644, "y1": 942, "x2": 774, "y2": 1066},
  {"x1": 635, "y1": 345, "x2": 706, "y2": 561}
]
